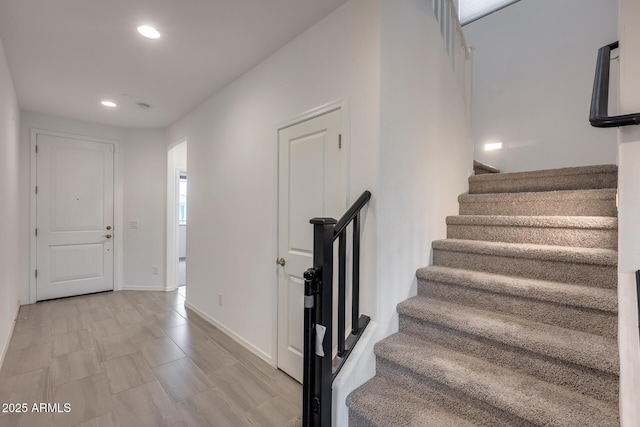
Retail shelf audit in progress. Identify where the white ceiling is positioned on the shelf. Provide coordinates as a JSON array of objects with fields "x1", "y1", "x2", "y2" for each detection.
[{"x1": 0, "y1": 0, "x2": 348, "y2": 128}]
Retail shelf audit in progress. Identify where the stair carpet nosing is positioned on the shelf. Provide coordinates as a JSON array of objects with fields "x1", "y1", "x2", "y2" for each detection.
[
  {"x1": 432, "y1": 239, "x2": 617, "y2": 289},
  {"x1": 350, "y1": 370, "x2": 535, "y2": 427},
  {"x1": 458, "y1": 188, "x2": 618, "y2": 217},
  {"x1": 416, "y1": 265, "x2": 618, "y2": 313},
  {"x1": 432, "y1": 239, "x2": 617, "y2": 265},
  {"x1": 419, "y1": 279, "x2": 617, "y2": 338},
  {"x1": 446, "y1": 214, "x2": 618, "y2": 229},
  {"x1": 374, "y1": 332, "x2": 619, "y2": 427},
  {"x1": 468, "y1": 164, "x2": 618, "y2": 194},
  {"x1": 374, "y1": 356, "x2": 538, "y2": 427},
  {"x1": 398, "y1": 313, "x2": 619, "y2": 404},
  {"x1": 445, "y1": 214, "x2": 618, "y2": 249},
  {"x1": 346, "y1": 376, "x2": 477, "y2": 427},
  {"x1": 396, "y1": 296, "x2": 618, "y2": 374}
]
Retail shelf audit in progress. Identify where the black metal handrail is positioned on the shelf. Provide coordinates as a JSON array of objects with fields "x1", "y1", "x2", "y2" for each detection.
[
  {"x1": 302, "y1": 190, "x2": 372, "y2": 427},
  {"x1": 590, "y1": 41, "x2": 640, "y2": 128}
]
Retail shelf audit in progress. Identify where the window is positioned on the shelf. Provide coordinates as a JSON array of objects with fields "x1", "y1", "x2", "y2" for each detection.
[
  {"x1": 179, "y1": 173, "x2": 187, "y2": 225},
  {"x1": 458, "y1": 0, "x2": 520, "y2": 25}
]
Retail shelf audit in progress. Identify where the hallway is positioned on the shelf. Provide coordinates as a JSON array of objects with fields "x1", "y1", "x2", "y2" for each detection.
[{"x1": 0, "y1": 290, "x2": 300, "y2": 427}]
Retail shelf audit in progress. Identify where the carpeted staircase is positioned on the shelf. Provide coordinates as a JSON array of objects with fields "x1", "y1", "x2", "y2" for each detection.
[{"x1": 347, "y1": 165, "x2": 620, "y2": 426}]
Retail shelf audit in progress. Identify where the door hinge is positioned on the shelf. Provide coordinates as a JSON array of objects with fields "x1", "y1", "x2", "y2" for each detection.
[
  {"x1": 338, "y1": 134, "x2": 342, "y2": 150},
  {"x1": 35, "y1": 269, "x2": 38, "y2": 278},
  {"x1": 35, "y1": 186, "x2": 38, "y2": 195},
  {"x1": 35, "y1": 228, "x2": 38, "y2": 237},
  {"x1": 35, "y1": 145, "x2": 38, "y2": 154}
]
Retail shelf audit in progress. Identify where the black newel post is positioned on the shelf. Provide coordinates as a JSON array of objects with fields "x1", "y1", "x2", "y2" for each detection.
[{"x1": 303, "y1": 218, "x2": 336, "y2": 427}]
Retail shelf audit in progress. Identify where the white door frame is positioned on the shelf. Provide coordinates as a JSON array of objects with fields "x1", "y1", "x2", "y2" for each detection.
[
  {"x1": 29, "y1": 128, "x2": 123, "y2": 304},
  {"x1": 273, "y1": 98, "x2": 350, "y2": 370},
  {"x1": 166, "y1": 139, "x2": 187, "y2": 292}
]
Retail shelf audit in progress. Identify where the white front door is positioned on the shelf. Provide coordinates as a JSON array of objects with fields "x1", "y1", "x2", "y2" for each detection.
[
  {"x1": 277, "y1": 108, "x2": 345, "y2": 382},
  {"x1": 36, "y1": 133, "x2": 115, "y2": 301}
]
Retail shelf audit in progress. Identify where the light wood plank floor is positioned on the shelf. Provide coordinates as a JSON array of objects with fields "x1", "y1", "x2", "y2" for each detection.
[{"x1": 0, "y1": 290, "x2": 301, "y2": 427}]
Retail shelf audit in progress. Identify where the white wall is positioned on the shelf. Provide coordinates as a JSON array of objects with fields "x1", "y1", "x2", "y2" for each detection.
[
  {"x1": 121, "y1": 128, "x2": 167, "y2": 290},
  {"x1": 0, "y1": 36, "x2": 22, "y2": 367},
  {"x1": 19, "y1": 112, "x2": 167, "y2": 296},
  {"x1": 376, "y1": 0, "x2": 473, "y2": 346},
  {"x1": 465, "y1": 0, "x2": 618, "y2": 172},
  {"x1": 616, "y1": 0, "x2": 640, "y2": 424},
  {"x1": 166, "y1": 0, "x2": 380, "y2": 363}
]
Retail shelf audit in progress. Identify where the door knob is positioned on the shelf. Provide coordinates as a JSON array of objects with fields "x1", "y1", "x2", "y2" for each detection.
[
  {"x1": 103, "y1": 234, "x2": 112, "y2": 239},
  {"x1": 276, "y1": 258, "x2": 286, "y2": 266},
  {"x1": 106, "y1": 226, "x2": 112, "y2": 230}
]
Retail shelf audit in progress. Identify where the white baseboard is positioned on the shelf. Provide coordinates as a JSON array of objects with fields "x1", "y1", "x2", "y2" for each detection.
[
  {"x1": 0, "y1": 301, "x2": 21, "y2": 371},
  {"x1": 184, "y1": 300, "x2": 273, "y2": 366},
  {"x1": 120, "y1": 285, "x2": 165, "y2": 292}
]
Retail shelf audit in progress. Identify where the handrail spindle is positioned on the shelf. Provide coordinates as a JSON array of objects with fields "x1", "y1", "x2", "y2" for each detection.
[{"x1": 302, "y1": 191, "x2": 371, "y2": 427}]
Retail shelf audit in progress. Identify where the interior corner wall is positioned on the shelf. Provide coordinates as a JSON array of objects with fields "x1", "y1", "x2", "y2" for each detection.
[
  {"x1": 0, "y1": 35, "x2": 22, "y2": 365},
  {"x1": 376, "y1": 0, "x2": 473, "y2": 340},
  {"x1": 165, "y1": 0, "x2": 380, "y2": 362},
  {"x1": 464, "y1": 0, "x2": 618, "y2": 172}
]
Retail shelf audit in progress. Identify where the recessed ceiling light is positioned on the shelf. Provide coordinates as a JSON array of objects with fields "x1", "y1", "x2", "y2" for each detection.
[
  {"x1": 137, "y1": 25, "x2": 160, "y2": 39},
  {"x1": 101, "y1": 101, "x2": 117, "y2": 108}
]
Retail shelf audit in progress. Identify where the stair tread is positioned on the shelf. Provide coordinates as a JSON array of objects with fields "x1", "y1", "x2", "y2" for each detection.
[
  {"x1": 416, "y1": 265, "x2": 617, "y2": 312},
  {"x1": 397, "y1": 296, "x2": 618, "y2": 373},
  {"x1": 433, "y1": 238, "x2": 617, "y2": 265},
  {"x1": 347, "y1": 376, "x2": 476, "y2": 427},
  {"x1": 375, "y1": 332, "x2": 619, "y2": 426},
  {"x1": 460, "y1": 188, "x2": 617, "y2": 202},
  {"x1": 446, "y1": 214, "x2": 617, "y2": 229},
  {"x1": 468, "y1": 164, "x2": 617, "y2": 184}
]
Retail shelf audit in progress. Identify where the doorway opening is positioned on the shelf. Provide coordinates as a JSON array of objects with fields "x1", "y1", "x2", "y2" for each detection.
[
  {"x1": 178, "y1": 171, "x2": 187, "y2": 294},
  {"x1": 167, "y1": 140, "x2": 187, "y2": 293}
]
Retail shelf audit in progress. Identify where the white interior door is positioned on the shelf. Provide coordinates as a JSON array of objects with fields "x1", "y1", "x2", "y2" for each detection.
[
  {"x1": 36, "y1": 133, "x2": 115, "y2": 301},
  {"x1": 277, "y1": 108, "x2": 345, "y2": 382}
]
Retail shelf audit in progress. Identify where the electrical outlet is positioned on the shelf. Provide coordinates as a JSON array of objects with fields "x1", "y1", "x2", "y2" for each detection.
[
  {"x1": 153, "y1": 267, "x2": 159, "y2": 275},
  {"x1": 218, "y1": 293, "x2": 223, "y2": 306}
]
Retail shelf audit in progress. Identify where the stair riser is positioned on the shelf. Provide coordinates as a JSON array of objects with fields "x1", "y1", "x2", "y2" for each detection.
[
  {"x1": 469, "y1": 172, "x2": 617, "y2": 194},
  {"x1": 432, "y1": 249, "x2": 617, "y2": 288},
  {"x1": 375, "y1": 358, "x2": 536, "y2": 427},
  {"x1": 459, "y1": 197, "x2": 617, "y2": 217},
  {"x1": 398, "y1": 316, "x2": 619, "y2": 404},
  {"x1": 447, "y1": 224, "x2": 617, "y2": 249},
  {"x1": 418, "y1": 280, "x2": 617, "y2": 338}
]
